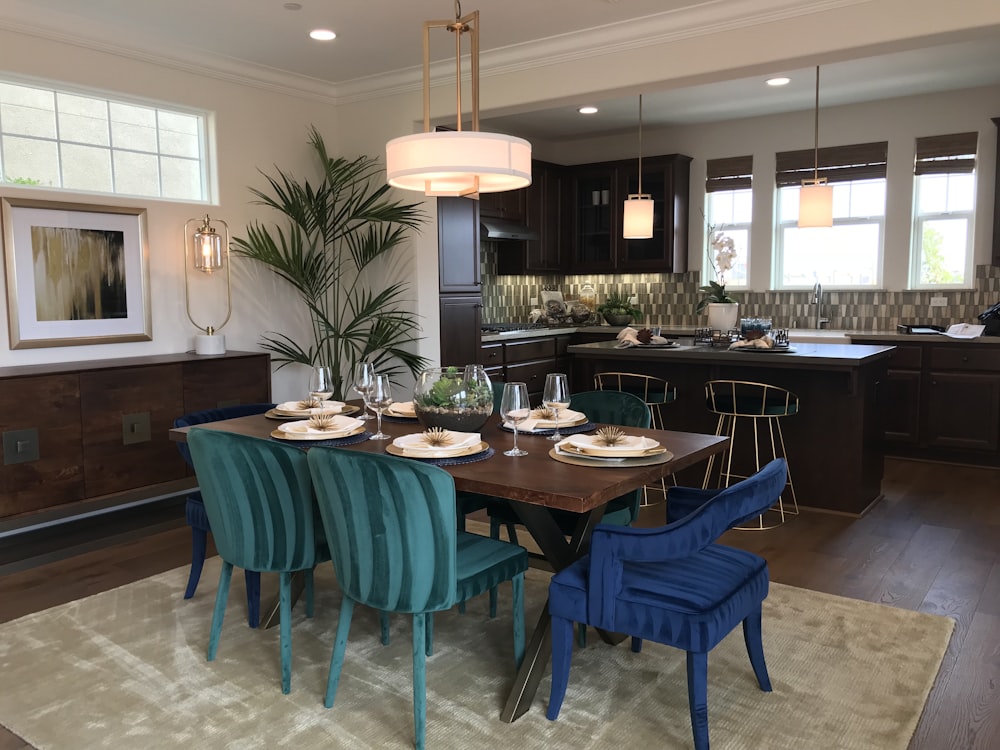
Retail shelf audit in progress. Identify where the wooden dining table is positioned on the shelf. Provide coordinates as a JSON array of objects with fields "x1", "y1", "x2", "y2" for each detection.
[{"x1": 169, "y1": 411, "x2": 728, "y2": 722}]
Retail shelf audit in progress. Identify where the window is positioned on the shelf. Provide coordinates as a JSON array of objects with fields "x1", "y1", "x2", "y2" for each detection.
[
  {"x1": 705, "y1": 155, "x2": 752, "y2": 288},
  {"x1": 909, "y1": 132, "x2": 977, "y2": 288},
  {"x1": 0, "y1": 78, "x2": 210, "y2": 201},
  {"x1": 774, "y1": 141, "x2": 888, "y2": 288}
]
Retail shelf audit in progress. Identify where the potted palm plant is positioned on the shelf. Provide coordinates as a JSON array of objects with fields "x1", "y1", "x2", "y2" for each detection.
[
  {"x1": 232, "y1": 127, "x2": 428, "y2": 399},
  {"x1": 597, "y1": 289, "x2": 643, "y2": 326}
]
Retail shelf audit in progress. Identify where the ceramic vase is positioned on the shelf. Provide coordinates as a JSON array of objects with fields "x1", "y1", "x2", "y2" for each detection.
[{"x1": 706, "y1": 302, "x2": 739, "y2": 332}]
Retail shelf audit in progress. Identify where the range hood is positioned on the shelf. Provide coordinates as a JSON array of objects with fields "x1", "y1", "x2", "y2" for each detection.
[{"x1": 480, "y1": 216, "x2": 538, "y2": 241}]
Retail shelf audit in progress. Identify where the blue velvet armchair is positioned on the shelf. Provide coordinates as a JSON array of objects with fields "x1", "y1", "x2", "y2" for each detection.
[{"x1": 547, "y1": 458, "x2": 788, "y2": 750}]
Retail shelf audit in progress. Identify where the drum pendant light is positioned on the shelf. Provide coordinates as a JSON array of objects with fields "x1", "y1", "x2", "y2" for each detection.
[
  {"x1": 385, "y1": 2, "x2": 531, "y2": 197},
  {"x1": 623, "y1": 94, "x2": 654, "y2": 239},
  {"x1": 798, "y1": 66, "x2": 833, "y2": 227}
]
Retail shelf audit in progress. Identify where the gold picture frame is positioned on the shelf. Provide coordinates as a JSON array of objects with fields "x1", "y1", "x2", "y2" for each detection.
[{"x1": 1, "y1": 197, "x2": 152, "y2": 349}]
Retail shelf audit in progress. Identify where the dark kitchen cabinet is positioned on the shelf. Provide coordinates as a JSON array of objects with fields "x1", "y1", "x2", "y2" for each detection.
[
  {"x1": 992, "y1": 116, "x2": 999, "y2": 265},
  {"x1": 496, "y1": 160, "x2": 566, "y2": 275},
  {"x1": 438, "y1": 196, "x2": 480, "y2": 293},
  {"x1": 439, "y1": 295, "x2": 483, "y2": 369},
  {"x1": 567, "y1": 154, "x2": 690, "y2": 274},
  {"x1": 479, "y1": 188, "x2": 525, "y2": 223}
]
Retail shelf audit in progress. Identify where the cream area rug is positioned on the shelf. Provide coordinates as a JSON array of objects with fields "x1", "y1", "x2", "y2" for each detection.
[{"x1": 0, "y1": 558, "x2": 953, "y2": 750}]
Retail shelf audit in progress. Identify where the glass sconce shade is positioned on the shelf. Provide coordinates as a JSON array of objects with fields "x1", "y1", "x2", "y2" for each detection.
[
  {"x1": 622, "y1": 195, "x2": 654, "y2": 239},
  {"x1": 193, "y1": 224, "x2": 224, "y2": 272}
]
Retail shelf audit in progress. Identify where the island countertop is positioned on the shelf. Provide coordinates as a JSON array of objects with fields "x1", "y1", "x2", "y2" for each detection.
[{"x1": 567, "y1": 339, "x2": 895, "y2": 370}]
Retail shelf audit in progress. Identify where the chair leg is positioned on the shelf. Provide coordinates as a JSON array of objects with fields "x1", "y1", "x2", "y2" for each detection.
[
  {"x1": 630, "y1": 636, "x2": 643, "y2": 653},
  {"x1": 184, "y1": 527, "x2": 208, "y2": 599},
  {"x1": 577, "y1": 623, "x2": 587, "y2": 648},
  {"x1": 244, "y1": 571, "x2": 261, "y2": 628},
  {"x1": 412, "y1": 613, "x2": 428, "y2": 750},
  {"x1": 325, "y1": 597, "x2": 355, "y2": 708},
  {"x1": 743, "y1": 607, "x2": 772, "y2": 691},
  {"x1": 511, "y1": 573, "x2": 525, "y2": 668},
  {"x1": 304, "y1": 567, "x2": 315, "y2": 618},
  {"x1": 207, "y1": 561, "x2": 233, "y2": 661},
  {"x1": 425, "y1": 613, "x2": 434, "y2": 657},
  {"x1": 546, "y1": 615, "x2": 575, "y2": 721},
  {"x1": 278, "y1": 571, "x2": 293, "y2": 695},
  {"x1": 380, "y1": 610, "x2": 391, "y2": 645},
  {"x1": 686, "y1": 651, "x2": 710, "y2": 750}
]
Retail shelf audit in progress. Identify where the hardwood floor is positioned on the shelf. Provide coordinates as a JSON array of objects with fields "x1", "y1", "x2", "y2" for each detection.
[{"x1": 0, "y1": 458, "x2": 997, "y2": 748}]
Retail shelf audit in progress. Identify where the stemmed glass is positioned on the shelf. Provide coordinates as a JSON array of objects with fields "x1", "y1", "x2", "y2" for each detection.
[
  {"x1": 352, "y1": 361, "x2": 375, "y2": 421},
  {"x1": 543, "y1": 373, "x2": 570, "y2": 442},
  {"x1": 308, "y1": 366, "x2": 334, "y2": 406},
  {"x1": 364, "y1": 374, "x2": 392, "y2": 440},
  {"x1": 500, "y1": 382, "x2": 531, "y2": 457}
]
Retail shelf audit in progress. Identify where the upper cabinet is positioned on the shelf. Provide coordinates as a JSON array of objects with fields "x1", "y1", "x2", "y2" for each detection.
[
  {"x1": 438, "y1": 196, "x2": 481, "y2": 293},
  {"x1": 496, "y1": 160, "x2": 566, "y2": 275},
  {"x1": 479, "y1": 187, "x2": 525, "y2": 223},
  {"x1": 567, "y1": 153, "x2": 691, "y2": 274}
]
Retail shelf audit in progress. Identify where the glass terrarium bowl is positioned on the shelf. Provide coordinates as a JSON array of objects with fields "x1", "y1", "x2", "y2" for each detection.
[{"x1": 412, "y1": 365, "x2": 494, "y2": 433}]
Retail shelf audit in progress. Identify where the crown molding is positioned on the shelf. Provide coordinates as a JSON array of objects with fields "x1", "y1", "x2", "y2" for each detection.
[{"x1": 332, "y1": 0, "x2": 871, "y2": 105}]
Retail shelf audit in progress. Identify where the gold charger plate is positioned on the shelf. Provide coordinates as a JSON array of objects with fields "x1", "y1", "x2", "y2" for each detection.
[
  {"x1": 549, "y1": 446, "x2": 674, "y2": 467},
  {"x1": 269, "y1": 424, "x2": 366, "y2": 441},
  {"x1": 385, "y1": 441, "x2": 489, "y2": 459},
  {"x1": 266, "y1": 404, "x2": 360, "y2": 420}
]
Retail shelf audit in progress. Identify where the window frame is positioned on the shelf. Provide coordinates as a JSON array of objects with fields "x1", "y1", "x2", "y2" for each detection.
[
  {"x1": 0, "y1": 74, "x2": 213, "y2": 203},
  {"x1": 705, "y1": 155, "x2": 752, "y2": 290}
]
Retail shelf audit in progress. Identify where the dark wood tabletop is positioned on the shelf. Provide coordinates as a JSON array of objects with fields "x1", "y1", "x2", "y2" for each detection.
[{"x1": 169, "y1": 414, "x2": 727, "y2": 514}]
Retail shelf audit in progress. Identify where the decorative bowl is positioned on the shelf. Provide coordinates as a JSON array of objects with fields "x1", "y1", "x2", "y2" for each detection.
[{"x1": 412, "y1": 365, "x2": 494, "y2": 432}]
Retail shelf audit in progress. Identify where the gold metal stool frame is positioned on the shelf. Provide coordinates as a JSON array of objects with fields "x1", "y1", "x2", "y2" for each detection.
[
  {"x1": 702, "y1": 379, "x2": 799, "y2": 529},
  {"x1": 595, "y1": 372, "x2": 677, "y2": 506}
]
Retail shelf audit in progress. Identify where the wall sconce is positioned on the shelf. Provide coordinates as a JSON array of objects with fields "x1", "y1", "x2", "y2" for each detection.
[
  {"x1": 183, "y1": 215, "x2": 232, "y2": 355},
  {"x1": 798, "y1": 66, "x2": 833, "y2": 228},
  {"x1": 623, "y1": 93, "x2": 654, "y2": 239},
  {"x1": 385, "y1": 2, "x2": 531, "y2": 196}
]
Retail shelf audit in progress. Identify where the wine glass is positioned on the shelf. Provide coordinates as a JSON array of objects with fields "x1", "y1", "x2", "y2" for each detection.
[
  {"x1": 542, "y1": 373, "x2": 571, "y2": 442},
  {"x1": 500, "y1": 382, "x2": 530, "y2": 457},
  {"x1": 352, "y1": 361, "x2": 375, "y2": 420},
  {"x1": 308, "y1": 366, "x2": 333, "y2": 407},
  {"x1": 364, "y1": 374, "x2": 393, "y2": 440}
]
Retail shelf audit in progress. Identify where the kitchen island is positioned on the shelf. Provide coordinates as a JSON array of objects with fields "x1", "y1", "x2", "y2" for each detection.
[{"x1": 567, "y1": 339, "x2": 895, "y2": 515}]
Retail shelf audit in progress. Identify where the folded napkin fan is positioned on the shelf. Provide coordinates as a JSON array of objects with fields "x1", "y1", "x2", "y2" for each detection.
[
  {"x1": 393, "y1": 431, "x2": 481, "y2": 457},
  {"x1": 729, "y1": 335, "x2": 775, "y2": 350},
  {"x1": 388, "y1": 400, "x2": 416, "y2": 417},
  {"x1": 506, "y1": 408, "x2": 586, "y2": 432},
  {"x1": 275, "y1": 400, "x2": 345, "y2": 414},
  {"x1": 615, "y1": 327, "x2": 671, "y2": 348}
]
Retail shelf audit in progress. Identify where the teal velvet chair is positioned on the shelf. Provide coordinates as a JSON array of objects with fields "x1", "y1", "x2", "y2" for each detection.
[
  {"x1": 307, "y1": 448, "x2": 528, "y2": 750},
  {"x1": 546, "y1": 459, "x2": 788, "y2": 750},
  {"x1": 187, "y1": 428, "x2": 326, "y2": 695}
]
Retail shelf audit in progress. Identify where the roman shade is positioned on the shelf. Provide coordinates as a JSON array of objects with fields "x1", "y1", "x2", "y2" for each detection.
[
  {"x1": 706, "y1": 155, "x2": 753, "y2": 192},
  {"x1": 914, "y1": 132, "x2": 978, "y2": 175},
  {"x1": 775, "y1": 141, "x2": 888, "y2": 187}
]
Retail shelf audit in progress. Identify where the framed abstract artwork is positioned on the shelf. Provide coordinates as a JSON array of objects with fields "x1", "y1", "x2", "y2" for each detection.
[{"x1": 1, "y1": 197, "x2": 151, "y2": 349}]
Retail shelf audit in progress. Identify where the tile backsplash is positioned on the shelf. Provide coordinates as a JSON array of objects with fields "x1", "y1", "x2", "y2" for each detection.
[{"x1": 481, "y1": 252, "x2": 1000, "y2": 330}]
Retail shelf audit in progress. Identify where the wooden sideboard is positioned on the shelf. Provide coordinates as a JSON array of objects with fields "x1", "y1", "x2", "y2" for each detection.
[{"x1": 0, "y1": 351, "x2": 271, "y2": 530}]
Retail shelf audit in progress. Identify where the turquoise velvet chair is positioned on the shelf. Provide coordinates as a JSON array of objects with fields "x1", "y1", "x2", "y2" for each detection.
[
  {"x1": 546, "y1": 458, "x2": 788, "y2": 750},
  {"x1": 307, "y1": 447, "x2": 528, "y2": 750},
  {"x1": 187, "y1": 428, "x2": 326, "y2": 695},
  {"x1": 173, "y1": 402, "x2": 275, "y2": 627}
]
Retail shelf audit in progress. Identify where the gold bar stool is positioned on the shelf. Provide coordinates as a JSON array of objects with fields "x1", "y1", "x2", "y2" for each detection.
[
  {"x1": 594, "y1": 372, "x2": 677, "y2": 506},
  {"x1": 703, "y1": 380, "x2": 799, "y2": 529}
]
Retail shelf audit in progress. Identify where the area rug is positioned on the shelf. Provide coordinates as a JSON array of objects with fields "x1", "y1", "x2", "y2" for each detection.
[{"x1": 0, "y1": 558, "x2": 953, "y2": 750}]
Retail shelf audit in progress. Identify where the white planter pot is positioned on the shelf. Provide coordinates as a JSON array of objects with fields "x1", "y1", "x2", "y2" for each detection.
[{"x1": 706, "y1": 303, "x2": 739, "y2": 332}]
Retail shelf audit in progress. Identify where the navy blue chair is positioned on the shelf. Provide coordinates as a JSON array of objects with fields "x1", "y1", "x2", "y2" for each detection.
[
  {"x1": 546, "y1": 458, "x2": 788, "y2": 750},
  {"x1": 173, "y1": 403, "x2": 274, "y2": 627}
]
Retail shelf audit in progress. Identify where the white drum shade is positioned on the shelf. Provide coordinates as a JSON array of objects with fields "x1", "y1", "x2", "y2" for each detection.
[
  {"x1": 622, "y1": 196, "x2": 654, "y2": 239},
  {"x1": 386, "y1": 131, "x2": 532, "y2": 196},
  {"x1": 798, "y1": 183, "x2": 833, "y2": 228}
]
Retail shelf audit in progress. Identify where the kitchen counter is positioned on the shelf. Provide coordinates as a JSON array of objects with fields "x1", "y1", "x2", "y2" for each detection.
[
  {"x1": 482, "y1": 324, "x2": 907, "y2": 344},
  {"x1": 568, "y1": 339, "x2": 892, "y2": 515}
]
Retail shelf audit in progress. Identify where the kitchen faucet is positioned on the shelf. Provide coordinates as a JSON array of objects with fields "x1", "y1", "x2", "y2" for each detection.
[{"x1": 812, "y1": 281, "x2": 829, "y2": 329}]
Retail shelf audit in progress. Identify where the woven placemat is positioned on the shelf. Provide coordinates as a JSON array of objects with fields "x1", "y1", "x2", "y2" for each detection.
[
  {"x1": 499, "y1": 421, "x2": 596, "y2": 436},
  {"x1": 269, "y1": 430, "x2": 372, "y2": 448},
  {"x1": 381, "y1": 414, "x2": 420, "y2": 424},
  {"x1": 388, "y1": 446, "x2": 495, "y2": 466}
]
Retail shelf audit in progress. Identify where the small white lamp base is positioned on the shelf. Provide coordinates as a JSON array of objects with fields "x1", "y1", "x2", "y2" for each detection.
[{"x1": 194, "y1": 334, "x2": 226, "y2": 355}]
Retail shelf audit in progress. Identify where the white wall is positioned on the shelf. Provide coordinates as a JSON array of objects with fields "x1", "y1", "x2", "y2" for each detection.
[
  {"x1": 0, "y1": 27, "x2": 336, "y2": 400},
  {"x1": 549, "y1": 85, "x2": 999, "y2": 291}
]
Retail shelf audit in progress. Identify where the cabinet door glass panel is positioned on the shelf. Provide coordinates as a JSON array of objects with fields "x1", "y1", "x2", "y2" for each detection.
[{"x1": 576, "y1": 174, "x2": 614, "y2": 266}]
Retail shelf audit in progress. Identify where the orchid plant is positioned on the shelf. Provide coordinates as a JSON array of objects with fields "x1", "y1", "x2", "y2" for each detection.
[{"x1": 696, "y1": 227, "x2": 740, "y2": 313}]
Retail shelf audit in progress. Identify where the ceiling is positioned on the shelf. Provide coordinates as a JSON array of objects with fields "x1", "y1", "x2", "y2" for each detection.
[{"x1": 2, "y1": 0, "x2": 1000, "y2": 141}]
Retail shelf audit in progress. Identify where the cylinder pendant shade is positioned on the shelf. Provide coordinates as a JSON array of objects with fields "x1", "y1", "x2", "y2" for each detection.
[
  {"x1": 386, "y1": 131, "x2": 532, "y2": 196},
  {"x1": 798, "y1": 183, "x2": 834, "y2": 228},
  {"x1": 193, "y1": 227, "x2": 224, "y2": 272},
  {"x1": 622, "y1": 196, "x2": 654, "y2": 239}
]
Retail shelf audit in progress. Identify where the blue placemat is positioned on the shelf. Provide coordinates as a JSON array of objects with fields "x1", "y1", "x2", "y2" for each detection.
[
  {"x1": 389, "y1": 447, "x2": 495, "y2": 466},
  {"x1": 499, "y1": 421, "x2": 596, "y2": 437},
  {"x1": 270, "y1": 430, "x2": 373, "y2": 448},
  {"x1": 382, "y1": 414, "x2": 420, "y2": 424}
]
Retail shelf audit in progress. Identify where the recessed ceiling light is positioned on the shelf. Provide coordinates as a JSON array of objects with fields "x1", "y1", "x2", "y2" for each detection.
[
  {"x1": 578, "y1": 106, "x2": 599, "y2": 115},
  {"x1": 766, "y1": 77, "x2": 791, "y2": 87},
  {"x1": 283, "y1": 2, "x2": 302, "y2": 9},
  {"x1": 310, "y1": 29, "x2": 337, "y2": 41}
]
